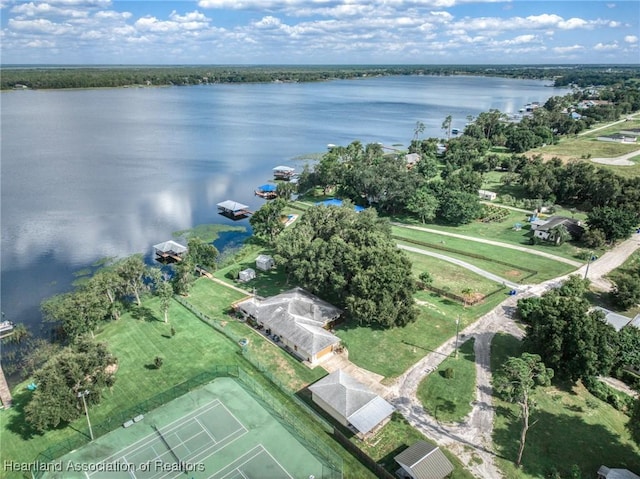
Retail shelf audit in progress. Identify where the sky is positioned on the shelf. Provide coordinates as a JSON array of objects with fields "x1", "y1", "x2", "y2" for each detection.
[{"x1": 0, "y1": 0, "x2": 638, "y2": 65}]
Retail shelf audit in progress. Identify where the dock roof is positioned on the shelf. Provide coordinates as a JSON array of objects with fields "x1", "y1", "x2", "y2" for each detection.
[
  {"x1": 153, "y1": 240, "x2": 187, "y2": 254},
  {"x1": 257, "y1": 184, "x2": 277, "y2": 192},
  {"x1": 217, "y1": 200, "x2": 249, "y2": 211}
]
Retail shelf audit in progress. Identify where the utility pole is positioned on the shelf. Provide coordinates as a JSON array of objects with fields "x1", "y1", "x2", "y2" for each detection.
[
  {"x1": 77, "y1": 390, "x2": 94, "y2": 440},
  {"x1": 455, "y1": 316, "x2": 460, "y2": 359},
  {"x1": 584, "y1": 252, "x2": 595, "y2": 280}
]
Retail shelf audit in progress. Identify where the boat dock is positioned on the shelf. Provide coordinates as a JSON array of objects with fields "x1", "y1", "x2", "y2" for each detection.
[
  {"x1": 0, "y1": 320, "x2": 14, "y2": 339},
  {"x1": 0, "y1": 364, "x2": 12, "y2": 409},
  {"x1": 217, "y1": 200, "x2": 252, "y2": 219}
]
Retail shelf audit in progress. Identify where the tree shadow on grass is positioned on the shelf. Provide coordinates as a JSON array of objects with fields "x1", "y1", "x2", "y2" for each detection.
[
  {"x1": 128, "y1": 305, "x2": 158, "y2": 322},
  {"x1": 493, "y1": 408, "x2": 640, "y2": 477},
  {"x1": 5, "y1": 388, "x2": 62, "y2": 441}
]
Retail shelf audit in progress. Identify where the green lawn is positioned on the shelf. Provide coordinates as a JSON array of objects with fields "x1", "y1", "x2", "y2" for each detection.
[
  {"x1": 358, "y1": 413, "x2": 475, "y2": 478},
  {"x1": 533, "y1": 136, "x2": 639, "y2": 160},
  {"x1": 186, "y1": 279, "x2": 328, "y2": 391},
  {"x1": 391, "y1": 214, "x2": 588, "y2": 262},
  {"x1": 392, "y1": 226, "x2": 579, "y2": 279},
  {"x1": 1, "y1": 294, "x2": 243, "y2": 466},
  {"x1": 403, "y1": 249, "x2": 502, "y2": 295},
  {"x1": 417, "y1": 339, "x2": 476, "y2": 423},
  {"x1": 491, "y1": 334, "x2": 640, "y2": 478}
]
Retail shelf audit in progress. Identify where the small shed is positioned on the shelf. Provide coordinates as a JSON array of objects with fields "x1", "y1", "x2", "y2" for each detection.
[
  {"x1": 597, "y1": 466, "x2": 640, "y2": 479},
  {"x1": 256, "y1": 254, "x2": 275, "y2": 271},
  {"x1": 478, "y1": 190, "x2": 497, "y2": 201},
  {"x1": 395, "y1": 441, "x2": 454, "y2": 479},
  {"x1": 238, "y1": 268, "x2": 256, "y2": 283}
]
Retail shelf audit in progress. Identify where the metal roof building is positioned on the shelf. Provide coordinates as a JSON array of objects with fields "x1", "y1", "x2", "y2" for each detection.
[{"x1": 395, "y1": 441, "x2": 454, "y2": 479}]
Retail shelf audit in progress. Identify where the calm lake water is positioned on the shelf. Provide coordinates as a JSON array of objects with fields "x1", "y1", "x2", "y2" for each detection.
[{"x1": 1, "y1": 75, "x2": 569, "y2": 338}]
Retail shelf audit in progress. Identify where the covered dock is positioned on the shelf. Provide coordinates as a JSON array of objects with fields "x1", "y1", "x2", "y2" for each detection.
[
  {"x1": 153, "y1": 240, "x2": 187, "y2": 263},
  {"x1": 273, "y1": 165, "x2": 295, "y2": 180},
  {"x1": 217, "y1": 200, "x2": 251, "y2": 219},
  {"x1": 255, "y1": 184, "x2": 278, "y2": 199}
]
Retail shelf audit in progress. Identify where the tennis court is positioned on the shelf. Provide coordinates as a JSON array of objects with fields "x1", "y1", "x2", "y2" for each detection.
[{"x1": 47, "y1": 377, "x2": 338, "y2": 479}]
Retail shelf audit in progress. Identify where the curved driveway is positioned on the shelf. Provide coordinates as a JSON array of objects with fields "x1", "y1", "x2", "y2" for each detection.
[
  {"x1": 393, "y1": 223, "x2": 583, "y2": 267},
  {"x1": 398, "y1": 243, "x2": 522, "y2": 290}
]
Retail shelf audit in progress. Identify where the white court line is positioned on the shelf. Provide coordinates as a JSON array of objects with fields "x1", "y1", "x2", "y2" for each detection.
[
  {"x1": 207, "y1": 445, "x2": 265, "y2": 479},
  {"x1": 100, "y1": 399, "x2": 223, "y2": 466},
  {"x1": 258, "y1": 445, "x2": 295, "y2": 479},
  {"x1": 194, "y1": 417, "x2": 216, "y2": 443}
]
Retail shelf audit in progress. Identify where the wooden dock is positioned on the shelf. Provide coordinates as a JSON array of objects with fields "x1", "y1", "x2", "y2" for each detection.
[{"x1": 0, "y1": 364, "x2": 13, "y2": 409}]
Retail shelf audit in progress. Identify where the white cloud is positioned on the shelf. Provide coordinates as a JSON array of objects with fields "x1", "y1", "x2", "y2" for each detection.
[
  {"x1": 11, "y1": 2, "x2": 90, "y2": 18},
  {"x1": 557, "y1": 17, "x2": 588, "y2": 29},
  {"x1": 8, "y1": 17, "x2": 73, "y2": 34},
  {"x1": 624, "y1": 35, "x2": 638, "y2": 43},
  {"x1": 553, "y1": 44, "x2": 584, "y2": 54},
  {"x1": 593, "y1": 41, "x2": 618, "y2": 51}
]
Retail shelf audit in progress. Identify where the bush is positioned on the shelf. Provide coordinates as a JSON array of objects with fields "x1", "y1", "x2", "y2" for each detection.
[
  {"x1": 154, "y1": 356, "x2": 164, "y2": 369},
  {"x1": 226, "y1": 266, "x2": 241, "y2": 280},
  {"x1": 444, "y1": 367, "x2": 455, "y2": 379}
]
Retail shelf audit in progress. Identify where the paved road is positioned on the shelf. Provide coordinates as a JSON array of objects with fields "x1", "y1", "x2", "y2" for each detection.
[
  {"x1": 393, "y1": 223, "x2": 583, "y2": 267},
  {"x1": 578, "y1": 112, "x2": 640, "y2": 136},
  {"x1": 398, "y1": 243, "x2": 522, "y2": 289},
  {"x1": 387, "y1": 234, "x2": 640, "y2": 478}
]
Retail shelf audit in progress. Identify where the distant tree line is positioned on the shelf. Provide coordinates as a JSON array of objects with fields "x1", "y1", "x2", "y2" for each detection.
[{"x1": 2, "y1": 64, "x2": 638, "y2": 90}]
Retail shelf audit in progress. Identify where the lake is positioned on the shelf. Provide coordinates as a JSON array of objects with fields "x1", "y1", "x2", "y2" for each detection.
[{"x1": 0, "y1": 74, "x2": 569, "y2": 338}]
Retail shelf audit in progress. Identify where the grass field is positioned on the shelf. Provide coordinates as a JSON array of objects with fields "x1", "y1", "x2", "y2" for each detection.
[
  {"x1": 392, "y1": 226, "x2": 578, "y2": 280},
  {"x1": 417, "y1": 339, "x2": 476, "y2": 424},
  {"x1": 391, "y1": 214, "x2": 587, "y2": 262},
  {"x1": 357, "y1": 413, "x2": 475, "y2": 479},
  {"x1": 490, "y1": 334, "x2": 640, "y2": 478},
  {"x1": 403, "y1": 249, "x2": 503, "y2": 295},
  {"x1": 532, "y1": 136, "x2": 640, "y2": 160},
  {"x1": 1, "y1": 295, "x2": 243, "y2": 468}
]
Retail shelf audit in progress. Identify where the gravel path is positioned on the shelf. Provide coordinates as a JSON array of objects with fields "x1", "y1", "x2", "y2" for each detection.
[
  {"x1": 387, "y1": 235, "x2": 640, "y2": 478},
  {"x1": 591, "y1": 148, "x2": 640, "y2": 166},
  {"x1": 393, "y1": 223, "x2": 583, "y2": 267},
  {"x1": 398, "y1": 243, "x2": 522, "y2": 290}
]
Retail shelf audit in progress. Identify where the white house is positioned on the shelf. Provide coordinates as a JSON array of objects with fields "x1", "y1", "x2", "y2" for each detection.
[{"x1": 478, "y1": 190, "x2": 497, "y2": 201}]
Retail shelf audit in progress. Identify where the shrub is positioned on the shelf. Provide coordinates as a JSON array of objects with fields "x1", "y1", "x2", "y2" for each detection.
[
  {"x1": 444, "y1": 367, "x2": 455, "y2": 379},
  {"x1": 154, "y1": 356, "x2": 164, "y2": 369},
  {"x1": 226, "y1": 266, "x2": 241, "y2": 280}
]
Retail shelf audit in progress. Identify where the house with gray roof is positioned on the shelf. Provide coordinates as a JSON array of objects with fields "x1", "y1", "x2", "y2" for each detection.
[
  {"x1": 531, "y1": 216, "x2": 584, "y2": 244},
  {"x1": 308, "y1": 369, "x2": 394, "y2": 437},
  {"x1": 233, "y1": 287, "x2": 342, "y2": 365},
  {"x1": 593, "y1": 307, "x2": 634, "y2": 332},
  {"x1": 597, "y1": 466, "x2": 640, "y2": 479},
  {"x1": 395, "y1": 441, "x2": 454, "y2": 479}
]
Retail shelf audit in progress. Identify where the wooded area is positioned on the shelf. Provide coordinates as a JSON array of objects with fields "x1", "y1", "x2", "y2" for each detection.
[{"x1": 2, "y1": 64, "x2": 639, "y2": 90}]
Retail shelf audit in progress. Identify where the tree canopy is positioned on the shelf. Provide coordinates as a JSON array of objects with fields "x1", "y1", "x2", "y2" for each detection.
[
  {"x1": 274, "y1": 205, "x2": 417, "y2": 328},
  {"x1": 24, "y1": 337, "x2": 117, "y2": 432},
  {"x1": 518, "y1": 276, "x2": 617, "y2": 382}
]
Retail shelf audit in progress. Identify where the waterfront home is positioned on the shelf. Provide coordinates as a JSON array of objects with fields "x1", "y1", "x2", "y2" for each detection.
[{"x1": 233, "y1": 287, "x2": 342, "y2": 365}]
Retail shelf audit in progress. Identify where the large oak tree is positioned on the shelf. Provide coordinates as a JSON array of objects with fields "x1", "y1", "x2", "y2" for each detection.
[{"x1": 274, "y1": 205, "x2": 417, "y2": 328}]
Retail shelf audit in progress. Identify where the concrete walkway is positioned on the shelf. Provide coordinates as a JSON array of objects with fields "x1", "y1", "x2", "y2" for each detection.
[
  {"x1": 393, "y1": 223, "x2": 583, "y2": 267},
  {"x1": 398, "y1": 244, "x2": 522, "y2": 289}
]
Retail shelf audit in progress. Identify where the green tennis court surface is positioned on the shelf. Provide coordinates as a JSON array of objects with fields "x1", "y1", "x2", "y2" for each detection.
[{"x1": 44, "y1": 378, "x2": 333, "y2": 479}]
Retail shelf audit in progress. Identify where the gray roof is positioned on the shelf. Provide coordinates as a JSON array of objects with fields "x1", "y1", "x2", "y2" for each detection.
[
  {"x1": 405, "y1": 153, "x2": 420, "y2": 164},
  {"x1": 256, "y1": 254, "x2": 274, "y2": 263},
  {"x1": 273, "y1": 165, "x2": 295, "y2": 172},
  {"x1": 536, "y1": 216, "x2": 584, "y2": 237},
  {"x1": 598, "y1": 466, "x2": 640, "y2": 479},
  {"x1": 593, "y1": 307, "x2": 632, "y2": 332},
  {"x1": 217, "y1": 200, "x2": 249, "y2": 211},
  {"x1": 153, "y1": 240, "x2": 187, "y2": 254},
  {"x1": 309, "y1": 370, "x2": 394, "y2": 434},
  {"x1": 235, "y1": 288, "x2": 342, "y2": 357},
  {"x1": 395, "y1": 441, "x2": 454, "y2": 479}
]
